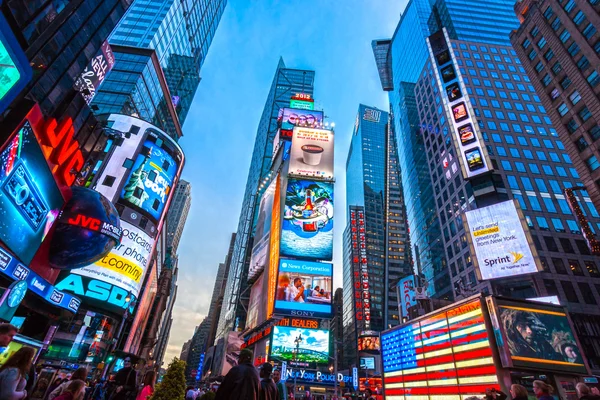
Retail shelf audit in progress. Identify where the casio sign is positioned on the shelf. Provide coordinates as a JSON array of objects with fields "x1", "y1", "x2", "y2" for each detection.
[{"x1": 55, "y1": 275, "x2": 129, "y2": 309}]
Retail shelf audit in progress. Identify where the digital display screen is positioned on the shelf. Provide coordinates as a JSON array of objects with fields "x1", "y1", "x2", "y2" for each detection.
[
  {"x1": 289, "y1": 128, "x2": 334, "y2": 180},
  {"x1": 465, "y1": 147, "x2": 485, "y2": 171},
  {"x1": 270, "y1": 326, "x2": 330, "y2": 365},
  {"x1": 120, "y1": 139, "x2": 178, "y2": 222},
  {"x1": 274, "y1": 258, "x2": 332, "y2": 318},
  {"x1": 459, "y1": 123, "x2": 476, "y2": 145},
  {"x1": 494, "y1": 300, "x2": 587, "y2": 374},
  {"x1": 280, "y1": 179, "x2": 333, "y2": 261},
  {"x1": 278, "y1": 108, "x2": 324, "y2": 132},
  {"x1": 435, "y1": 50, "x2": 451, "y2": 66},
  {"x1": 360, "y1": 357, "x2": 375, "y2": 370},
  {"x1": 452, "y1": 102, "x2": 468, "y2": 122},
  {"x1": 0, "y1": 121, "x2": 64, "y2": 264},
  {"x1": 446, "y1": 82, "x2": 462, "y2": 102},
  {"x1": 441, "y1": 64, "x2": 456, "y2": 83},
  {"x1": 382, "y1": 299, "x2": 499, "y2": 398},
  {"x1": 357, "y1": 336, "x2": 380, "y2": 352}
]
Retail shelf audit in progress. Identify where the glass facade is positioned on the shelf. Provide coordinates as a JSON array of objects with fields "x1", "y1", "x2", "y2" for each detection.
[
  {"x1": 93, "y1": 0, "x2": 227, "y2": 137},
  {"x1": 215, "y1": 59, "x2": 315, "y2": 341}
]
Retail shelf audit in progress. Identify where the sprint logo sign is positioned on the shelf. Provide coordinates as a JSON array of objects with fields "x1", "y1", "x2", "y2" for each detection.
[{"x1": 466, "y1": 200, "x2": 540, "y2": 280}]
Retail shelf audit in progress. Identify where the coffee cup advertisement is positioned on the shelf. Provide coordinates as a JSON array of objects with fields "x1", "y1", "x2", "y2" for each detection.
[{"x1": 289, "y1": 127, "x2": 334, "y2": 179}]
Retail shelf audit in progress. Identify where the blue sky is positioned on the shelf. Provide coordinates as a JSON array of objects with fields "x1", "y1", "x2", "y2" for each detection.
[{"x1": 164, "y1": 0, "x2": 407, "y2": 362}]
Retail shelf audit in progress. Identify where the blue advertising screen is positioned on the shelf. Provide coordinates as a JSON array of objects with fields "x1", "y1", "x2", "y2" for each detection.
[
  {"x1": 120, "y1": 140, "x2": 177, "y2": 222},
  {"x1": 280, "y1": 179, "x2": 333, "y2": 261},
  {"x1": 278, "y1": 108, "x2": 324, "y2": 132},
  {"x1": 0, "y1": 121, "x2": 64, "y2": 264},
  {"x1": 274, "y1": 258, "x2": 332, "y2": 317},
  {"x1": 270, "y1": 326, "x2": 330, "y2": 364}
]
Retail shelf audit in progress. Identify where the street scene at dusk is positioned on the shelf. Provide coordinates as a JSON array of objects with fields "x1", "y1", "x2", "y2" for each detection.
[{"x1": 1, "y1": 0, "x2": 600, "y2": 399}]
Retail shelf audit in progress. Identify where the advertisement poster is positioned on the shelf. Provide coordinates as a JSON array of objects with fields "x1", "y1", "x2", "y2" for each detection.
[
  {"x1": 220, "y1": 332, "x2": 244, "y2": 376},
  {"x1": 0, "y1": 121, "x2": 64, "y2": 264},
  {"x1": 0, "y1": 16, "x2": 33, "y2": 115},
  {"x1": 270, "y1": 326, "x2": 330, "y2": 364},
  {"x1": 248, "y1": 178, "x2": 277, "y2": 281},
  {"x1": 357, "y1": 336, "x2": 380, "y2": 352},
  {"x1": 289, "y1": 127, "x2": 334, "y2": 180},
  {"x1": 281, "y1": 180, "x2": 333, "y2": 261},
  {"x1": 73, "y1": 41, "x2": 115, "y2": 104},
  {"x1": 496, "y1": 302, "x2": 587, "y2": 374},
  {"x1": 274, "y1": 258, "x2": 332, "y2": 317},
  {"x1": 246, "y1": 271, "x2": 265, "y2": 330},
  {"x1": 278, "y1": 108, "x2": 324, "y2": 132},
  {"x1": 465, "y1": 200, "x2": 540, "y2": 280},
  {"x1": 398, "y1": 275, "x2": 416, "y2": 319},
  {"x1": 120, "y1": 140, "x2": 177, "y2": 222},
  {"x1": 71, "y1": 221, "x2": 153, "y2": 297}
]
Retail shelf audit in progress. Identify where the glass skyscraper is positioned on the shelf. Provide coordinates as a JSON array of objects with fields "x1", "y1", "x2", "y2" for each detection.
[
  {"x1": 92, "y1": 0, "x2": 227, "y2": 137},
  {"x1": 342, "y1": 104, "x2": 411, "y2": 368},
  {"x1": 215, "y1": 59, "x2": 315, "y2": 342},
  {"x1": 376, "y1": 0, "x2": 600, "y2": 372}
]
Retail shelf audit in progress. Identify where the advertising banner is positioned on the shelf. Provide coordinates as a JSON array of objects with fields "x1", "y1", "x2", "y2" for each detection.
[
  {"x1": 120, "y1": 140, "x2": 177, "y2": 222},
  {"x1": 248, "y1": 178, "x2": 277, "y2": 281},
  {"x1": 73, "y1": 40, "x2": 115, "y2": 104},
  {"x1": 246, "y1": 271, "x2": 265, "y2": 330},
  {"x1": 487, "y1": 297, "x2": 588, "y2": 374},
  {"x1": 281, "y1": 179, "x2": 333, "y2": 261},
  {"x1": 274, "y1": 258, "x2": 332, "y2": 318},
  {"x1": 357, "y1": 335, "x2": 380, "y2": 353},
  {"x1": 71, "y1": 221, "x2": 153, "y2": 297},
  {"x1": 465, "y1": 200, "x2": 541, "y2": 280},
  {"x1": 398, "y1": 275, "x2": 416, "y2": 319},
  {"x1": 277, "y1": 108, "x2": 324, "y2": 139},
  {"x1": 350, "y1": 207, "x2": 371, "y2": 329},
  {"x1": 289, "y1": 127, "x2": 334, "y2": 180},
  {"x1": 270, "y1": 326, "x2": 330, "y2": 364},
  {"x1": 0, "y1": 120, "x2": 64, "y2": 264}
]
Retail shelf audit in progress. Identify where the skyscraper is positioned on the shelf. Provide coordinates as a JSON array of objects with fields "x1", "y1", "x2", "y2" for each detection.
[
  {"x1": 215, "y1": 59, "x2": 315, "y2": 341},
  {"x1": 511, "y1": 0, "x2": 600, "y2": 214},
  {"x1": 376, "y1": 0, "x2": 600, "y2": 372},
  {"x1": 185, "y1": 317, "x2": 211, "y2": 385},
  {"x1": 342, "y1": 105, "x2": 411, "y2": 367},
  {"x1": 92, "y1": 0, "x2": 227, "y2": 137},
  {"x1": 166, "y1": 180, "x2": 192, "y2": 253}
]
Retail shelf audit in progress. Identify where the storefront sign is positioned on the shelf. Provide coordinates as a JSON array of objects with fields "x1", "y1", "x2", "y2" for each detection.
[
  {"x1": 0, "y1": 280, "x2": 27, "y2": 321},
  {"x1": 242, "y1": 317, "x2": 320, "y2": 348},
  {"x1": 0, "y1": 246, "x2": 80, "y2": 313},
  {"x1": 55, "y1": 274, "x2": 130, "y2": 311},
  {"x1": 283, "y1": 368, "x2": 351, "y2": 386}
]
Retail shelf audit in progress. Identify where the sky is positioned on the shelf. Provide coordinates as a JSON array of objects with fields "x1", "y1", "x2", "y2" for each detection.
[{"x1": 164, "y1": 0, "x2": 408, "y2": 363}]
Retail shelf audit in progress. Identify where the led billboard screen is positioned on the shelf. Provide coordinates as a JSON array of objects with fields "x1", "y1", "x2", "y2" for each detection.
[
  {"x1": 382, "y1": 299, "x2": 499, "y2": 398},
  {"x1": 71, "y1": 221, "x2": 153, "y2": 297},
  {"x1": 73, "y1": 41, "x2": 115, "y2": 104},
  {"x1": 465, "y1": 200, "x2": 540, "y2": 280},
  {"x1": 488, "y1": 298, "x2": 588, "y2": 374},
  {"x1": 274, "y1": 258, "x2": 332, "y2": 318},
  {"x1": 281, "y1": 179, "x2": 333, "y2": 261},
  {"x1": 360, "y1": 357, "x2": 375, "y2": 370},
  {"x1": 0, "y1": 120, "x2": 64, "y2": 264},
  {"x1": 120, "y1": 140, "x2": 177, "y2": 222},
  {"x1": 0, "y1": 15, "x2": 32, "y2": 115},
  {"x1": 357, "y1": 336, "x2": 380, "y2": 352},
  {"x1": 398, "y1": 275, "x2": 416, "y2": 319},
  {"x1": 270, "y1": 326, "x2": 330, "y2": 364},
  {"x1": 248, "y1": 178, "x2": 277, "y2": 281},
  {"x1": 289, "y1": 127, "x2": 334, "y2": 180},
  {"x1": 278, "y1": 108, "x2": 324, "y2": 132}
]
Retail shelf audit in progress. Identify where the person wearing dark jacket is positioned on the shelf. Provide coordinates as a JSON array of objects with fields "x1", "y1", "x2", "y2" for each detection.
[
  {"x1": 486, "y1": 388, "x2": 508, "y2": 400},
  {"x1": 510, "y1": 384, "x2": 529, "y2": 400},
  {"x1": 258, "y1": 363, "x2": 277, "y2": 400},
  {"x1": 533, "y1": 380, "x2": 555, "y2": 400},
  {"x1": 112, "y1": 358, "x2": 137, "y2": 400},
  {"x1": 215, "y1": 349, "x2": 260, "y2": 400},
  {"x1": 577, "y1": 383, "x2": 600, "y2": 400}
]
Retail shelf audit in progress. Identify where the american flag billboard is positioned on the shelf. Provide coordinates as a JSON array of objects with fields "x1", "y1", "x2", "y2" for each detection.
[{"x1": 381, "y1": 298, "x2": 500, "y2": 400}]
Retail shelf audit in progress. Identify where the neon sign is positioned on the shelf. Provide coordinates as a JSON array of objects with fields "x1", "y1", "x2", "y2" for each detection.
[
  {"x1": 350, "y1": 207, "x2": 370, "y2": 328},
  {"x1": 61, "y1": 212, "x2": 122, "y2": 242},
  {"x1": 37, "y1": 117, "x2": 84, "y2": 187}
]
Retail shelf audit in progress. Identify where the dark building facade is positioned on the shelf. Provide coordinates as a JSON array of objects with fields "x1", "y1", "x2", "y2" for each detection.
[
  {"x1": 511, "y1": 0, "x2": 600, "y2": 220},
  {"x1": 215, "y1": 59, "x2": 315, "y2": 342}
]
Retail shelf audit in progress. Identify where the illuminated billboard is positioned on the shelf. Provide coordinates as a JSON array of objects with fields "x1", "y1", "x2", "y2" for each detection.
[
  {"x1": 0, "y1": 14, "x2": 32, "y2": 115},
  {"x1": 70, "y1": 220, "x2": 152, "y2": 297},
  {"x1": 248, "y1": 178, "x2": 277, "y2": 281},
  {"x1": 277, "y1": 108, "x2": 324, "y2": 139},
  {"x1": 274, "y1": 258, "x2": 332, "y2": 318},
  {"x1": 120, "y1": 139, "x2": 177, "y2": 222},
  {"x1": 350, "y1": 207, "x2": 371, "y2": 329},
  {"x1": 73, "y1": 41, "x2": 115, "y2": 104},
  {"x1": 246, "y1": 271, "x2": 265, "y2": 330},
  {"x1": 465, "y1": 200, "x2": 541, "y2": 280},
  {"x1": 289, "y1": 127, "x2": 334, "y2": 180},
  {"x1": 280, "y1": 179, "x2": 333, "y2": 261},
  {"x1": 0, "y1": 120, "x2": 64, "y2": 264},
  {"x1": 382, "y1": 299, "x2": 500, "y2": 399},
  {"x1": 357, "y1": 336, "x2": 380, "y2": 353},
  {"x1": 427, "y1": 29, "x2": 492, "y2": 180},
  {"x1": 398, "y1": 275, "x2": 416, "y2": 320},
  {"x1": 487, "y1": 297, "x2": 588, "y2": 374},
  {"x1": 270, "y1": 326, "x2": 330, "y2": 365}
]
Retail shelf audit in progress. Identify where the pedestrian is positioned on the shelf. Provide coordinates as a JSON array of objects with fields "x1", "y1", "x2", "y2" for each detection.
[
  {"x1": 577, "y1": 383, "x2": 600, "y2": 400},
  {"x1": 0, "y1": 324, "x2": 17, "y2": 348},
  {"x1": 272, "y1": 369, "x2": 286, "y2": 400},
  {"x1": 486, "y1": 388, "x2": 508, "y2": 400},
  {"x1": 510, "y1": 384, "x2": 529, "y2": 400},
  {"x1": 49, "y1": 368, "x2": 88, "y2": 400},
  {"x1": 110, "y1": 358, "x2": 137, "y2": 400},
  {"x1": 91, "y1": 379, "x2": 107, "y2": 400},
  {"x1": 135, "y1": 371, "x2": 155, "y2": 400},
  {"x1": 533, "y1": 380, "x2": 554, "y2": 400},
  {"x1": 0, "y1": 346, "x2": 35, "y2": 400},
  {"x1": 215, "y1": 348, "x2": 260, "y2": 400},
  {"x1": 53, "y1": 380, "x2": 86, "y2": 400},
  {"x1": 185, "y1": 386, "x2": 196, "y2": 400},
  {"x1": 258, "y1": 363, "x2": 277, "y2": 400},
  {"x1": 364, "y1": 389, "x2": 375, "y2": 400}
]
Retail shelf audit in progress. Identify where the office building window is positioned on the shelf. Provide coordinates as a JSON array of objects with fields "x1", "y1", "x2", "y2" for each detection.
[
  {"x1": 577, "y1": 56, "x2": 590, "y2": 71},
  {"x1": 568, "y1": 42, "x2": 581, "y2": 56},
  {"x1": 566, "y1": 119, "x2": 579, "y2": 134},
  {"x1": 557, "y1": 103, "x2": 569, "y2": 116},
  {"x1": 564, "y1": 0, "x2": 576, "y2": 12},
  {"x1": 559, "y1": 29, "x2": 571, "y2": 43},
  {"x1": 569, "y1": 90, "x2": 581, "y2": 105},
  {"x1": 560, "y1": 76, "x2": 572, "y2": 89},
  {"x1": 573, "y1": 10, "x2": 586, "y2": 26},
  {"x1": 542, "y1": 74, "x2": 552, "y2": 86},
  {"x1": 583, "y1": 23, "x2": 597, "y2": 39},
  {"x1": 531, "y1": 26, "x2": 540, "y2": 37},
  {"x1": 544, "y1": 48, "x2": 554, "y2": 61},
  {"x1": 538, "y1": 37, "x2": 547, "y2": 49},
  {"x1": 579, "y1": 282, "x2": 597, "y2": 305},
  {"x1": 568, "y1": 259, "x2": 584, "y2": 276},
  {"x1": 535, "y1": 61, "x2": 544, "y2": 73},
  {"x1": 589, "y1": 125, "x2": 600, "y2": 141},
  {"x1": 552, "y1": 62, "x2": 563, "y2": 74},
  {"x1": 552, "y1": 257, "x2": 568, "y2": 273},
  {"x1": 587, "y1": 70, "x2": 600, "y2": 87},
  {"x1": 522, "y1": 38, "x2": 531, "y2": 49},
  {"x1": 576, "y1": 136, "x2": 589, "y2": 151},
  {"x1": 585, "y1": 261, "x2": 600, "y2": 277},
  {"x1": 579, "y1": 106, "x2": 592, "y2": 122},
  {"x1": 586, "y1": 155, "x2": 600, "y2": 171},
  {"x1": 544, "y1": 6, "x2": 554, "y2": 19},
  {"x1": 561, "y1": 281, "x2": 579, "y2": 303}
]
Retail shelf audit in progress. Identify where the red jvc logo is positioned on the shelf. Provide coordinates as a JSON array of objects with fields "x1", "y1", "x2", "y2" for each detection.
[{"x1": 68, "y1": 214, "x2": 101, "y2": 231}]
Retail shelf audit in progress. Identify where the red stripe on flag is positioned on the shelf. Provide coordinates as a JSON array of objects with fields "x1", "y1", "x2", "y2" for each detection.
[
  {"x1": 426, "y1": 370, "x2": 458, "y2": 380},
  {"x1": 456, "y1": 365, "x2": 497, "y2": 377},
  {"x1": 424, "y1": 353, "x2": 455, "y2": 366},
  {"x1": 453, "y1": 347, "x2": 493, "y2": 361},
  {"x1": 384, "y1": 376, "x2": 404, "y2": 384},
  {"x1": 459, "y1": 384, "x2": 500, "y2": 394},
  {"x1": 421, "y1": 340, "x2": 452, "y2": 354},
  {"x1": 451, "y1": 331, "x2": 489, "y2": 347},
  {"x1": 402, "y1": 372, "x2": 428, "y2": 382}
]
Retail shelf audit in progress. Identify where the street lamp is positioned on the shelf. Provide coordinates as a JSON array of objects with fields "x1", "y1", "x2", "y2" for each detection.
[{"x1": 293, "y1": 334, "x2": 303, "y2": 398}]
